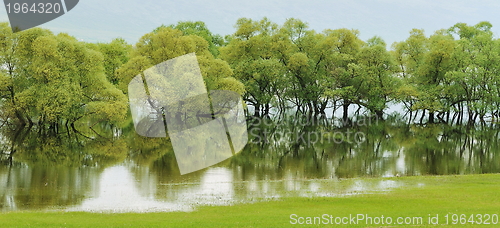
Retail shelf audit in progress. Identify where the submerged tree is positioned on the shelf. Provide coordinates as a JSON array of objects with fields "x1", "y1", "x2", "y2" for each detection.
[
  {"x1": 392, "y1": 21, "x2": 500, "y2": 124},
  {"x1": 220, "y1": 18, "x2": 290, "y2": 116},
  {"x1": 447, "y1": 22, "x2": 500, "y2": 124},
  {"x1": 2, "y1": 19, "x2": 500, "y2": 130},
  {"x1": 0, "y1": 23, "x2": 128, "y2": 131},
  {"x1": 222, "y1": 18, "x2": 397, "y2": 119},
  {"x1": 354, "y1": 36, "x2": 397, "y2": 119}
]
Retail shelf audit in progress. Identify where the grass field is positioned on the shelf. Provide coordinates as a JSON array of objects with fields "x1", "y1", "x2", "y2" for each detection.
[{"x1": 1, "y1": 174, "x2": 500, "y2": 227}]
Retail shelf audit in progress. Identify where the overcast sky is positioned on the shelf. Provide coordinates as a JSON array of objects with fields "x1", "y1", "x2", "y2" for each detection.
[{"x1": 1, "y1": 0, "x2": 499, "y2": 47}]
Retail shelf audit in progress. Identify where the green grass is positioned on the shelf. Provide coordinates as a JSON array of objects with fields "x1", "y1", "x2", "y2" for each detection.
[{"x1": 1, "y1": 174, "x2": 500, "y2": 227}]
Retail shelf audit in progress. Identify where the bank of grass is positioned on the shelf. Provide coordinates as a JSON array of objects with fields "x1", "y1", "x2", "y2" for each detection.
[{"x1": 1, "y1": 174, "x2": 500, "y2": 227}]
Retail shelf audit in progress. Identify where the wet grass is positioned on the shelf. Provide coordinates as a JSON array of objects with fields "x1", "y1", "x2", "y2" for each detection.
[{"x1": 1, "y1": 174, "x2": 500, "y2": 227}]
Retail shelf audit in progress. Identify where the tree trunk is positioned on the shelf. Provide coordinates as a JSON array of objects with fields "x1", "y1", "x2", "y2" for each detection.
[
  {"x1": 342, "y1": 102, "x2": 349, "y2": 125},
  {"x1": 419, "y1": 109, "x2": 426, "y2": 124},
  {"x1": 14, "y1": 110, "x2": 26, "y2": 126},
  {"x1": 428, "y1": 111, "x2": 434, "y2": 123},
  {"x1": 254, "y1": 104, "x2": 260, "y2": 117},
  {"x1": 375, "y1": 110, "x2": 384, "y2": 121}
]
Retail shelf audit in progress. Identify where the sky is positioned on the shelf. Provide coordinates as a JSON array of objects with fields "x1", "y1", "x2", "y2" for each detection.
[{"x1": 1, "y1": 0, "x2": 499, "y2": 47}]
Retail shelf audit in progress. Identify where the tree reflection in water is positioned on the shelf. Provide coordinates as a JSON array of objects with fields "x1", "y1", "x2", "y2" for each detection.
[{"x1": 1, "y1": 114, "x2": 500, "y2": 211}]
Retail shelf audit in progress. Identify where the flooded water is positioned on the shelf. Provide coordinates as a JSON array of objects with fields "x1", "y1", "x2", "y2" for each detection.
[{"x1": 1, "y1": 114, "x2": 500, "y2": 212}]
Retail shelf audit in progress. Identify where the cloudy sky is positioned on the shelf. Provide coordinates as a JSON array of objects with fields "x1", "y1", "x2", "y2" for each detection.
[{"x1": 1, "y1": 0, "x2": 499, "y2": 47}]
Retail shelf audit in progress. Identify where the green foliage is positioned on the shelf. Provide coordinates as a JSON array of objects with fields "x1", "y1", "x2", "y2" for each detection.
[
  {"x1": 391, "y1": 21, "x2": 500, "y2": 122},
  {"x1": 116, "y1": 26, "x2": 244, "y2": 95},
  {"x1": 222, "y1": 18, "x2": 400, "y2": 118},
  {"x1": 90, "y1": 38, "x2": 132, "y2": 84},
  {"x1": 154, "y1": 21, "x2": 225, "y2": 58},
  {"x1": 0, "y1": 24, "x2": 128, "y2": 128},
  {"x1": 354, "y1": 39, "x2": 397, "y2": 116},
  {"x1": 2, "y1": 19, "x2": 500, "y2": 129}
]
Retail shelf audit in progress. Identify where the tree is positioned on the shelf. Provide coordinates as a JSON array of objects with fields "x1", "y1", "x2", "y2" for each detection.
[
  {"x1": 447, "y1": 22, "x2": 500, "y2": 123},
  {"x1": 391, "y1": 29, "x2": 455, "y2": 123},
  {"x1": 91, "y1": 38, "x2": 132, "y2": 85},
  {"x1": 322, "y1": 28, "x2": 364, "y2": 121},
  {"x1": 284, "y1": 20, "x2": 332, "y2": 114},
  {"x1": 0, "y1": 23, "x2": 128, "y2": 131},
  {"x1": 221, "y1": 18, "x2": 289, "y2": 116},
  {"x1": 354, "y1": 36, "x2": 397, "y2": 119},
  {"x1": 156, "y1": 21, "x2": 225, "y2": 58},
  {"x1": 116, "y1": 26, "x2": 244, "y2": 95},
  {"x1": 391, "y1": 29, "x2": 428, "y2": 122},
  {"x1": 413, "y1": 30, "x2": 455, "y2": 123}
]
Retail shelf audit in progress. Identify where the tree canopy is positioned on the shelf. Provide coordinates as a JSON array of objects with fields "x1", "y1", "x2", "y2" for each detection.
[
  {"x1": 1, "y1": 19, "x2": 500, "y2": 132},
  {"x1": 0, "y1": 23, "x2": 128, "y2": 132}
]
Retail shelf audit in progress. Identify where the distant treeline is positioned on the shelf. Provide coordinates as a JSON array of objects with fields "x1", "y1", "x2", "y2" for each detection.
[{"x1": 1, "y1": 19, "x2": 499, "y2": 132}]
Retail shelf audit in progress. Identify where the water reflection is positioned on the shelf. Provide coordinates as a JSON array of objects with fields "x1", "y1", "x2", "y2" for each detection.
[
  {"x1": 0, "y1": 115, "x2": 500, "y2": 212},
  {"x1": 69, "y1": 165, "x2": 190, "y2": 213},
  {"x1": 0, "y1": 163, "x2": 100, "y2": 212},
  {"x1": 73, "y1": 163, "x2": 409, "y2": 213}
]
